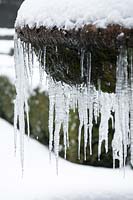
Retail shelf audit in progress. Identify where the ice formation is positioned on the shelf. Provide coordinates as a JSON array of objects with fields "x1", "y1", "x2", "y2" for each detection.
[
  {"x1": 14, "y1": 34, "x2": 31, "y2": 171},
  {"x1": 14, "y1": 36, "x2": 133, "y2": 172},
  {"x1": 130, "y1": 49, "x2": 133, "y2": 166}
]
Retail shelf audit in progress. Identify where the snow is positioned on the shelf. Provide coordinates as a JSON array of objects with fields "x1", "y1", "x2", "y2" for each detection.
[
  {"x1": 0, "y1": 32, "x2": 48, "y2": 90},
  {"x1": 0, "y1": 54, "x2": 15, "y2": 82},
  {"x1": 1, "y1": 117, "x2": 133, "y2": 200},
  {"x1": 0, "y1": 40, "x2": 14, "y2": 54},
  {"x1": 15, "y1": 0, "x2": 133, "y2": 29},
  {"x1": 0, "y1": 28, "x2": 14, "y2": 36}
]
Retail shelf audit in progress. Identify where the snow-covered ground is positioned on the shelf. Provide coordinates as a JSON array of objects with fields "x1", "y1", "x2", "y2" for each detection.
[
  {"x1": 0, "y1": 54, "x2": 15, "y2": 82},
  {"x1": 0, "y1": 40, "x2": 14, "y2": 54},
  {"x1": 0, "y1": 28, "x2": 14, "y2": 37},
  {"x1": 16, "y1": 0, "x2": 133, "y2": 29},
  {"x1": 0, "y1": 118, "x2": 133, "y2": 200}
]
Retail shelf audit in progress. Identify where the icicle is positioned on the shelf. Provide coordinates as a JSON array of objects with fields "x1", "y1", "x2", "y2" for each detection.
[
  {"x1": 93, "y1": 89, "x2": 99, "y2": 124},
  {"x1": 54, "y1": 83, "x2": 64, "y2": 174},
  {"x1": 80, "y1": 49, "x2": 85, "y2": 78},
  {"x1": 98, "y1": 93, "x2": 113, "y2": 160},
  {"x1": 77, "y1": 88, "x2": 84, "y2": 160},
  {"x1": 14, "y1": 31, "x2": 133, "y2": 174},
  {"x1": 48, "y1": 80, "x2": 55, "y2": 160},
  {"x1": 25, "y1": 99, "x2": 30, "y2": 140},
  {"x1": 14, "y1": 34, "x2": 31, "y2": 173},
  {"x1": 88, "y1": 52, "x2": 92, "y2": 85},
  {"x1": 130, "y1": 49, "x2": 133, "y2": 166},
  {"x1": 43, "y1": 47, "x2": 46, "y2": 69},
  {"x1": 112, "y1": 98, "x2": 123, "y2": 168},
  {"x1": 31, "y1": 46, "x2": 34, "y2": 69},
  {"x1": 22, "y1": 42, "x2": 28, "y2": 78},
  {"x1": 112, "y1": 47, "x2": 130, "y2": 168},
  {"x1": 88, "y1": 90, "x2": 93, "y2": 156},
  {"x1": 38, "y1": 47, "x2": 46, "y2": 84},
  {"x1": 27, "y1": 43, "x2": 33, "y2": 80},
  {"x1": 83, "y1": 87, "x2": 88, "y2": 160},
  {"x1": 48, "y1": 78, "x2": 130, "y2": 168},
  {"x1": 14, "y1": 99, "x2": 18, "y2": 155},
  {"x1": 63, "y1": 86, "x2": 70, "y2": 159}
]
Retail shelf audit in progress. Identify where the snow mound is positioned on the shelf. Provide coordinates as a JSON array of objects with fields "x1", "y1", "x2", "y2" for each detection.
[
  {"x1": 1, "y1": 117, "x2": 133, "y2": 200},
  {"x1": 15, "y1": 0, "x2": 133, "y2": 30}
]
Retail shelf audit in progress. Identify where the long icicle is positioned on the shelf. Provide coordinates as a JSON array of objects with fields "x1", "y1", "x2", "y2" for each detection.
[
  {"x1": 130, "y1": 49, "x2": 133, "y2": 166},
  {"x1": 14, "y1": 35, "x2": 30, "y2": 174}
]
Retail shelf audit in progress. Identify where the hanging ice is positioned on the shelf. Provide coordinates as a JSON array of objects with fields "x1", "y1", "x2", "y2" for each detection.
[
  {"x1": 130, "y1": 49, "x2": 133, "y2": 166},
  {"x1": 14, "y1": 36, "x2": 133, "y2": 173},
  {"x1": 112, "y1": 48, "x2": 130, "y2": 168},
  {"x1": 14, "y1": 35, "x2": 32, "y2": 172},
  {"x1": 47, "y1": 48, "x2": 133, "y2": 170}
]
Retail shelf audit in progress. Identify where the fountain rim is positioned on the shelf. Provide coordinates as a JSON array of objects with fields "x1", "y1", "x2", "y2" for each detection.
[{"x1": 15, "y1": 24, "x2": 133, "y2": 50}]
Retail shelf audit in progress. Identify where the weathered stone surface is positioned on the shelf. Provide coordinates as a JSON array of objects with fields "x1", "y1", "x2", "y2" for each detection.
[
  {"x1": 16, "y1": 25, "x2": 133, "y2": 49},
  {"x1": 16, "y1": 25, "x2": 133, "y2": 92}
]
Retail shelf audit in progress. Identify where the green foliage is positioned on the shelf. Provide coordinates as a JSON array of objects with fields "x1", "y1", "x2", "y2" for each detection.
[
  {"x1": 29, "y1": 89, "x2": 49, "y2": 145},
  {"x1": 0, "y1": 76, "x2": 15, "y2": 124}
]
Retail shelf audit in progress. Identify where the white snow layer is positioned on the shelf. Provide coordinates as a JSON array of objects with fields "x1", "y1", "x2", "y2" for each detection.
[
  {"x1": 0, "y1": 28, "x2": 14, "y2": 36},
  {"x1": 15, "y1": 0, "x2": 133, "y2": 29},
  {"x1": 1, "y1": 117, "x2": 133, "y2": 200},
  {"x1": 0, "y1": 40, "x2": 14, "y2": 54}
]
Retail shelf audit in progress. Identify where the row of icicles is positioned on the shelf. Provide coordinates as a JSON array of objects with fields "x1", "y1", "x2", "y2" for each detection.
[{"x1": 14, "y1": 34, "x2": 133, "y2": 174}]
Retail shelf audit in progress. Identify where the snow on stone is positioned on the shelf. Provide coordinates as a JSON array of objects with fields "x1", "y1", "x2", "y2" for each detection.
[
  {"x1": 1, "y1": 117, "x2": 133, "y2": 200},
  {"x1": 15, "y1": 0, "x2": 133, "y2": 29}
]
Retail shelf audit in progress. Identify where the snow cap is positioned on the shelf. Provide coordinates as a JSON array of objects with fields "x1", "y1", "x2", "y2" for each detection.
[{"x1": 15, "y1": 0, "x2": 133, "y2": 30}]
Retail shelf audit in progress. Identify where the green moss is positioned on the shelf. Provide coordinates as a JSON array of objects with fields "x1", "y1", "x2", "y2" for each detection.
[
  {"x1": 92, "y1": 49, "x2": 117, "y2": 93},
  {"x1": 46, "y1": 45, "x2": 82, "y2": 85},
  {"x1": 33, "y1": 44, "x2": 118, "y2": 93}
]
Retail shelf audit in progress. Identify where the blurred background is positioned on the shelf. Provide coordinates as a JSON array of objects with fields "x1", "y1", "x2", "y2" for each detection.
[{"x1": 0, "y1": 0, "x2": 23, "y2": 28}]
